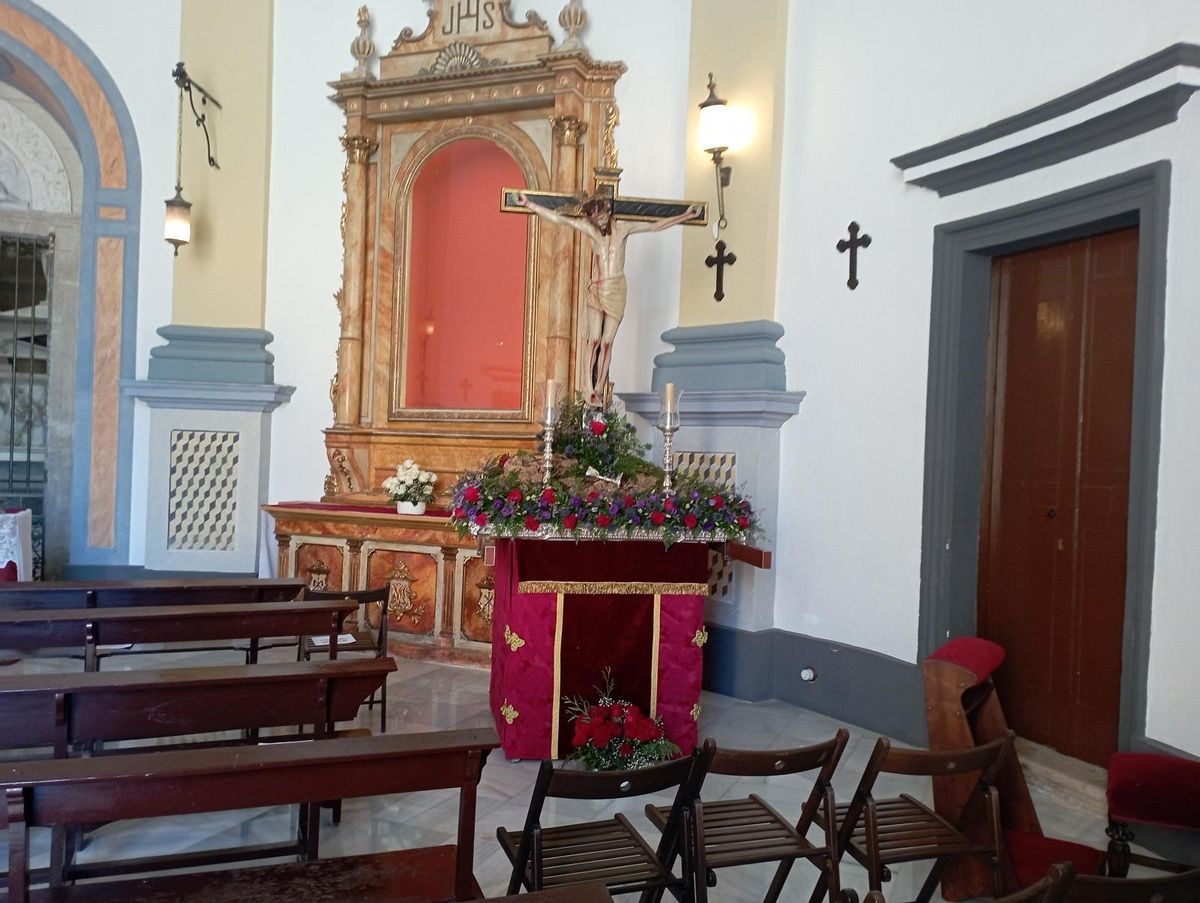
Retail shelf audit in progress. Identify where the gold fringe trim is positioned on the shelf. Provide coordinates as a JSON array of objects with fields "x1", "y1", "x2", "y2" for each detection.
[{"x1": 518, "y1": 580, "x2": 710, "y2": 595}]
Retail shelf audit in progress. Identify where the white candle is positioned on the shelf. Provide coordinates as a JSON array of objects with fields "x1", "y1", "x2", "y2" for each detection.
[
  {"x1": 663, "y1": 382, "x2": 676, "y2": 416},
  {"x1": 544, "y1": 379, "x2": 559, "y2": 424}
]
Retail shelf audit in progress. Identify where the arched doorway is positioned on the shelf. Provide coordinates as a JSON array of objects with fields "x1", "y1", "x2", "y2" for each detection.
[
  {"x1": 0, "y1": 76, "x2": 82, "y2": 578},
  {"x1": 0, "y1": 1, "x2": 143, "y2": 577}
]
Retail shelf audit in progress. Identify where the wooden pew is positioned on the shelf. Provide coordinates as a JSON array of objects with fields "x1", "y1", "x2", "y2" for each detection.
[
  {"x1": 0, "y1": 658, "x2": 396, "y2": 758},
  {"x1": 0, "y1": 578, "x2": 303, "y2": 612},
  {"x1": 0, "y1": 599, "x2": 356, "y2": 669},
  {"x1": 2, "y1": 730, "x2": 499, "y2": 903}
]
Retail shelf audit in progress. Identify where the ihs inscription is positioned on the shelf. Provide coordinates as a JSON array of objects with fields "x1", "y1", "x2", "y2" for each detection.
[{"x1": 441, "y1": 1, "x2": 499, "y2": 36}]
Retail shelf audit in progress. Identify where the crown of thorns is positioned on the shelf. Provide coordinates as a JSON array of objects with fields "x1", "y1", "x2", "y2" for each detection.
[{"x1": 563, "y1": 192, "x2": 614, "y2": 217}]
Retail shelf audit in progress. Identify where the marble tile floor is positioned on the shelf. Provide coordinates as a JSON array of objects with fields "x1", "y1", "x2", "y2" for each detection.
[{"x1": 0, "y1": 645, "x2": 1160, "y2": 902}]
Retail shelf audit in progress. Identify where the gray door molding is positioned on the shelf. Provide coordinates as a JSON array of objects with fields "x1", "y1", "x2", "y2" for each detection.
[{"x1": 919, "y1": 161, "x2": 1170, "y2": 752}]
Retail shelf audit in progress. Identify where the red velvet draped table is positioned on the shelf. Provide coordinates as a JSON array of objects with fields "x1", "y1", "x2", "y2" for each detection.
[{"x1": 489, "y1": 538, "x2": 710, "y2": 760}]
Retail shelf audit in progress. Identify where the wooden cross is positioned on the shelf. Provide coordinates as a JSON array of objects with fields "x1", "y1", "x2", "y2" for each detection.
[
  {"x1": 705, "y1": 240, "x2": 736, "y2": 302},
  {"x1": 501, "y1": 187, "x2": 708, "y2": 228},
  {"x1": 836, "y1": 221, "x2": 872, "y2": 290}
]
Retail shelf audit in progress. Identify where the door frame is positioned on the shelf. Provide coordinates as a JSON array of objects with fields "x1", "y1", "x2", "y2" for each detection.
[{"x1": 918, "y1": 162, "x2": 1169, "y2": 753}]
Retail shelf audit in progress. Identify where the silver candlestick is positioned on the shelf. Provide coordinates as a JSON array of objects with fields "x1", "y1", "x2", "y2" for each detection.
[
  {"x1": 541, "y1": 418, "x2": 556, "y2": 486},
  {"x1": 659, "y1": 420, "x2": 679, "y2": 492}
]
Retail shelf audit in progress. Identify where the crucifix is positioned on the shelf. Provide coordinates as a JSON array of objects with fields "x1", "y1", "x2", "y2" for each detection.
[
  {"x1": 836, "y1": 221, "x2": 872, "y2": 290},
  {"x1": 705, "y1": 240, "x2": 737, "y2": 302},
  {"x1": 503, "y1": 182, "x2": 708, "y2": 405}
]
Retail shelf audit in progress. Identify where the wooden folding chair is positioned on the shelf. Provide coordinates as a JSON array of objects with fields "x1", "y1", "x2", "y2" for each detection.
[
  {"x1": 644, "y1": 730, "x2": 850, "y2": 903},
  {"x1": 810, "y1": 734, "x2": 1011, "y2": 903},
  {"x1": 1065, "y1": 867, "x2": 1200, "y2": 902},
  {"x1": 298, "y1": 586, "x2": 390, "y2": 731},
  {"x1": 993, "y1": 862, "x2": 1076, "y2": 903},
  {"x1": 497, "y1": 742, "x2": 713, "y2": 899}
]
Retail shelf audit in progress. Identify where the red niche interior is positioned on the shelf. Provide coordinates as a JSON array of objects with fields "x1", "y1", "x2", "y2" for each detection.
[{"x1": 404, "y1": 138, "x2": 528, "y2": 411}]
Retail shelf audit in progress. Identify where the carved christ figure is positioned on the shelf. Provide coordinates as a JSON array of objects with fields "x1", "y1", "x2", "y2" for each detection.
[{"x1": 514, "y1": 191, "x2": 701, "y2": 406}]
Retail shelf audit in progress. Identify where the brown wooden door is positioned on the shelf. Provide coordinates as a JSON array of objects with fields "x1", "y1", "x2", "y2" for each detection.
[{"x1": 977, "y1": 227, "x2": 1138, "y2": 767}]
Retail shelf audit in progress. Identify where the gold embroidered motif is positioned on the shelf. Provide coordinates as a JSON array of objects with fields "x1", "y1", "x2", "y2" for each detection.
[
  {"x1": 500, "y1": 701, "x2": 519, "y2": 724},
  {"x1": 690, "y1": 703, "x2": 702, "y2": 722},
  {"x1": 504, "y1": 625, "x2": 525, "y2": 652},
  {"x1": 692, "y1": 628, "x2": 709, "y2": 648}
]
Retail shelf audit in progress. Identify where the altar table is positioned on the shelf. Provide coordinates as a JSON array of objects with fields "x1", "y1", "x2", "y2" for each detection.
[{"x1": 489, "y1": 538, "x2": 710, "y2": 760}]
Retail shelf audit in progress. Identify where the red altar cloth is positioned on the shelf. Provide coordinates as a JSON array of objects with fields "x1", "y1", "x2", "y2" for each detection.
[{"x1": 489, "y1": 539, "x2": 709, "y2": 760}]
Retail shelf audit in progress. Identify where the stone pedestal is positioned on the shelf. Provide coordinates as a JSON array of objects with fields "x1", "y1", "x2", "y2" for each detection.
[
  {"x1": 123, "y1": 327, "x2": 293, "y2": 574},
  {"x1": 620, "y1": 320, "x2": 803, "y2": 632}
]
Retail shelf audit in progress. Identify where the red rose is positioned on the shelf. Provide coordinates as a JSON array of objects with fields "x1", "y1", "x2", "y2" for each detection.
[
  {"x1": 588, "y1": 706, "x2": 611, "y2": 722},
  {"x1": 507, "y1": 489, "x2": 523, "y2": 504},
  {"x1": 596, "y1": 513, "x2": 612, "y2": 527},
  {"x1": 572, "y1": 719, "x2": 592, "y2": 747},
  {"x1": 619, "y1": 742, "x2": 633, "y2": 757},
  {"x1": 712, "y1": 495, "x2": 726, "y2": 509},
  {"x1": 650, "y1": 511, "x2": 666, "y2": 526},
  {"x1": 737, "y1": 515, "x2": 750, "y2": 529},
  {"x1": 591, "y1": 721, "x2": 618, "y2": 747},
  {"x1": 623, "y1": 494, "x2": 635, "y2": 508},
  {"x1": 589, "y1": 419, "x2": 607, "y2": 436},
  {"x1": 463, "y1": 486, "x2": 481, "y2": 503},
  {"x1": 664, "y1": 497, "x2": 677, "y2": 511},
  {"x1": 541, "y1": 487, "x2": 556, "y2": 504},
  {"x1": 610, "y1": 703, "x2": 624, "y2": 717},
  {"x1": 524, "y1": 516, "x2": 540, "y2": 531},
  {"x1": 453, "y1": 506, "x2": 465, "y2": 519},
  {"x1": 586, "y1": 491, "x2": 600, "y2": 503},
  {"x1": 474, "y1": 513, "x2": 488, "y2": 527},
  {"x1": 498, "y1": 454, "x2": 510, "y2": 467},
  {"x1": 563, "y1": 514, "x2": 578, "y2": 529},
  {"x1": 684, "y1": 513, "x2": 699, "y2": 529}
]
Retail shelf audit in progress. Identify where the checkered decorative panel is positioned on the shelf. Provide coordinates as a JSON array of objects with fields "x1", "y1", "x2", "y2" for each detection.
[
  {"x1": 673, "y1": 451, "x2": 737, "y2": 599},
  {"x1": 167, "y1": 430, "x2": 240, "y2": 551}
]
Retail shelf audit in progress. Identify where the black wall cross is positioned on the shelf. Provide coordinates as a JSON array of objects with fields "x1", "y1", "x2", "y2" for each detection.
[
  {"x1": 705, "y1": 240, "x2": 737, "y2": 302},
  {"x1": 836, "y1": 221, "x2": 871, "y2": 290}
]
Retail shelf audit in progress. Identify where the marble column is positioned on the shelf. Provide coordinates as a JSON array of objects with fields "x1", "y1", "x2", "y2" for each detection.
[
  {"x1": 546, "y1": 116, "x2": 587, "y2": 388},
  {"x1": 335, "y1": 134, "x2": 376, "y2": 426}
]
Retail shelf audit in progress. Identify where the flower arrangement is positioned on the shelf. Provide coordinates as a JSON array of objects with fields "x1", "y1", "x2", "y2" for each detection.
[
  {"x1": 565, "y1": 671, "x2": 679, "y2": 770},
  {"x1": 382, "y1": 459, "x2": 437, "y2": 505},
  {"x1": 449, "y1": 396, "x2": 755, "y2": 545}
]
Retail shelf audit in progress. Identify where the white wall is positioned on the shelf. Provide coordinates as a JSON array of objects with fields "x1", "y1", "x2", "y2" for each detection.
[
  {"x1": 772, "y1": 0, "x2": 1200, "y2": 754},
  {"x1": 265, "y1": 0, "x2": 692, "y2": 505},
  {"x1": 23, "y1": 0, "x2": 183, "y2": 565}
]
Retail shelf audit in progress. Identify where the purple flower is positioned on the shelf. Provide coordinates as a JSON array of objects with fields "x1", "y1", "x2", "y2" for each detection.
[
  {"x1": 690, "y1": 490, "x2": 701, "y2": 500},
  {"x1": 501, "y1": 506, "x2": 514, "y2": 517},
  {"x1": 539, "y1": 510, "x2": 553, "y2": 521},
  {"x1": 493, "y1": 499, "x2": 504, "y2": 511},
  {"x1": 608, "y1": 503, "x2": 621, "y2": 516},
  {"x1": 702, "y1": 521, "x2": 716, "y2": 532},
  {"x1": 570, "y1": 496, "x2": 583, "y2": 508},
  {"x1": 629, "y1": 514, "x2": 642, "y2": 526}
]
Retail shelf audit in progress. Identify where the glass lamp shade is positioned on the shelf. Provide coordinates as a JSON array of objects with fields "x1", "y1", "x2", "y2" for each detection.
[
  {"x1": 163, "y1": 187, "x2": 192, "y2": 255},
  {"x1": 698, "y1": 99, "x2": 735, "y2": 154}
]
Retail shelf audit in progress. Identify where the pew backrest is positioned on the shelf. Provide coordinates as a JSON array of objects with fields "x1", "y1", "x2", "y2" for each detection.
[
  {"x1": 2, "y1": 729, "x2": 499, "y2": 903},
  {"x1": 0, "y1": 599, "x2": 356, "y2": 667},
  {"x1": 0, "y1": 578, "x2": 303, "y2": 612},
  {"x1": 0, "y1": 657, "x2": 396, "y2": 754}
]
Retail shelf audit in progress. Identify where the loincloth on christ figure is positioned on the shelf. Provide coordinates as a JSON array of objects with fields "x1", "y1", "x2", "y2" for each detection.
[{"x1": 586, "y1": 273, "x2": 628, "y2": 320}]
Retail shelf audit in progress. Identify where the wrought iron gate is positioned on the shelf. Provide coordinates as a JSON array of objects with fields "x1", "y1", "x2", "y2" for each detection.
[{"x1": 0, "y1": 233, "x2": 51, "y2": 579}]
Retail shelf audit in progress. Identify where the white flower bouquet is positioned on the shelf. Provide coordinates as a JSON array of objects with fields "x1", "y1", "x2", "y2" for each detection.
[{"x1": 382, "y1": 459, "x2": 437, "y2": 505}]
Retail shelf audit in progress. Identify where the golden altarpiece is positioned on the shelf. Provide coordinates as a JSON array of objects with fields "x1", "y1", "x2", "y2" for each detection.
[{"x1": 267, "y1": 0, "x2": 640, "y2": 663}]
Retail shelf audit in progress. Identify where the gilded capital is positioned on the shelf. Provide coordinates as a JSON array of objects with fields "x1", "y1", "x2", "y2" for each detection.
[
  {"x1": 341, "y1": 133, "x2": 377, "y2": 164},
  {"x1": 550, "y1": 115, "x2": 588, "y2": 147}
]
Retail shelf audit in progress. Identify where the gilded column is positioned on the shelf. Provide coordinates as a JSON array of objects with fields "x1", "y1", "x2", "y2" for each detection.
[
  {"x1": 335, "y1": 133, "x2": 376, "y2": 425},
  {"x1": 546, "y1": 116, "x2": 587, "y2": 387}
]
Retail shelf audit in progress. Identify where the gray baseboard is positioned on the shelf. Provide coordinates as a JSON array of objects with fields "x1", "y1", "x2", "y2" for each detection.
[{"x1": 704, "y1": 623, "x2": 927, "y2": 746}]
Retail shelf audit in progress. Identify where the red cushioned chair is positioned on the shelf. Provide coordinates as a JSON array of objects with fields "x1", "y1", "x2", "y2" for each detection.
[{"x1": 1105, "y1": 752, "x2": 1200, "y2": 876}]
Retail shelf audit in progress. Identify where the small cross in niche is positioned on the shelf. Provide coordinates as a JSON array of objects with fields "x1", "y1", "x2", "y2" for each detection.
[
  {"x1": 836, "y1": 221, "x2": 871, "y2": 290},
  {"x1": 457, "y1": 377, "x2": 473, "y2": 404},
  {"x1": 705, "y1": 240, "x2": 737, "y2": 302}
]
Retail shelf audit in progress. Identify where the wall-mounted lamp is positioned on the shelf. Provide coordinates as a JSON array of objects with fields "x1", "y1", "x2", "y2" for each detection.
[
  {"x1": 165, "y1": 62, "x2": 221, "y2": 256},
  {"x1": 698, "y1": 72, "x2": 735, "y2": 230}
]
